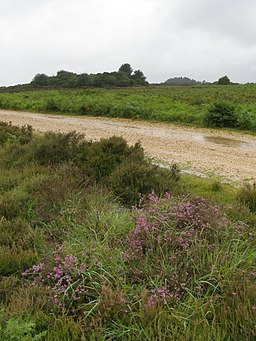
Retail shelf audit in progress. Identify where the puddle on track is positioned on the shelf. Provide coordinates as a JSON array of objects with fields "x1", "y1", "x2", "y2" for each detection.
[{"x1": 202, "y1": 136, "x2": 248, "y2": 148}]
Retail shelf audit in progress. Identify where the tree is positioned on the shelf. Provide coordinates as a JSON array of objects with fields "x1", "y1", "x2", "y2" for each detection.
[
  {"x1": 55, "y1": 70, "x2": 78, "y2": 87},
  {"x1": 77, "y1": 73, "x2": 91, "y2": 87},
  {"x1": 217, "y1": 75, "x2": 231, "y2": 85},
  {"x1": 132, "y1": 70, "x2": 148, "y2": 85},
  {"x1": 118, "y1": 63, "x2": 133, "y2": 77},
  {"x1": 31, "y1": 73, "x2": 49, "y2": 86}
]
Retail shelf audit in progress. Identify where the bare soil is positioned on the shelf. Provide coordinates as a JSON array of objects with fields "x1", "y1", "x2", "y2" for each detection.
[{"x1": 1, "y1": 109, "x2": 256, "y2": 182}]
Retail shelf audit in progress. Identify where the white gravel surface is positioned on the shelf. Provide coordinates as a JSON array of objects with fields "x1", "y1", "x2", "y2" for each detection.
[{"x1": 1, "y1": 109, "x2": 256, "y2": 182}]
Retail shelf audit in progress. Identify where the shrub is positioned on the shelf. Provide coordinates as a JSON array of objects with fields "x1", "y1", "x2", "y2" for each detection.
[
  {"x1": 0, "y1": 247, "x2": 38, "y2": 276},
  {"x1": 236, "y1": 111, "x2": 256, "y2": 130},
  {"x1": 82, "y1": 136, "x2": 144, "y2": 180},
  {"x1": 126, "y1": 194, "x2": 228, "y2": 259},
  {"x1": 236, "y1": 182, "x2": 256, "y2": 213},
  {"x1": 204, "y1": 102, "x2": 238, "y2": 128},
  {"x1": 32, "y1": 131, "x2": 84, "y2": 165},
  {"x1": 0, "y1": 218, "x2": 42, "y2": 250},
  {"x1": 109, "y1": 162, "x2": 180, "y2": 206},
  {"x1": 0, "y1": 122, "x2": 33, "y2": 146},
  {"x1": 0, "y1": 316, "x2": 46, "y2": 341},
  {"x1": 23, "y1": 252, "x2": 101, "y2": 314}
]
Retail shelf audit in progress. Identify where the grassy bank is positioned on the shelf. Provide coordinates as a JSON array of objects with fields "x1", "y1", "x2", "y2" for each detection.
[
  {"x1": 1, "y1": 85, "x2": 256, "y2": 130},
  {"x1": 0, "y1": 122, "x2": 255, "y2": 340}
]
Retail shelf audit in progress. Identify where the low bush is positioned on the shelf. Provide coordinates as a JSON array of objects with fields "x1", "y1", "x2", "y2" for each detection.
[
  {"x1": 81, "y1": 136, "x2": 144, "y2": 180},
  {"x1": 0, "y1": 122, "x2": 32, "y2": 146},
  {"x1": 31, "y1": 131, "x2": 84, "y2": 165},
  {"x1": 109, "y1": 162, "x2": 180, "y2": 205},
  {"x1": 236, "y1": 182, "x2": 256, "y2": 213},
  {"x1": 237, "y1": 111, "x2": 256, "y2": 130},
  {"x1": 0, "y1": 247, "x2": 38, "y2": 276},
  {"x1": 204, "y1": 102, "x2": 238, "y2": 128}
]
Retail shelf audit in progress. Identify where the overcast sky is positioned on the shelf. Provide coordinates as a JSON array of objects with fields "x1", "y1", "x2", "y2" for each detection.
[{"x1": 1, "y1": 0, "x2": 256, "y2": 86}]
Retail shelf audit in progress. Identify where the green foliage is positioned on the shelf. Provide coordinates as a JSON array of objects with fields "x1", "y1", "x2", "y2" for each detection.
[
  {"x1": 0, "y1": 247, "x2": 38, "y2": 276},
  {"x1": 236, "y1": 182, "x2": 256, "y2": 213},
  {"x1": 84, "y1": 137, "x2": 144, "y2": 180},
  {"x1": 217, "y1": 75, "x2": 231, "y2": 85},
  {"x1": 30, "y1": 64, "x2": 147, "y2": 88},
  {"x1": 204, "y1": 101, "x2": 238, "y2": 128},
  {"x1": 237, "y1": 111, "x2": 256, "y2": 130},
  {"x1": 1, "y1": 315, "x2": 46, "y2": 340},
  {"x1": 109, "y1": 161, "x2": 180, "y2": 205},
  {"x1": 1, "y1": 84, "x2": 256, "y2": 130},
  {"x1": 31, "y1": 131, "x2": 84, "y2": 165},
  {"x1": 163, "y1": 76, "x2": 199, "y2": 85},
  {"x1": 0, "y1": 122, "x2": 33, "y2": 146},
  {"x1": 0, "y1": 122, "x2": 255, "y2": 340},
  {"x1": 119, "y1": 63, "x2": 133, "y2": 76}
]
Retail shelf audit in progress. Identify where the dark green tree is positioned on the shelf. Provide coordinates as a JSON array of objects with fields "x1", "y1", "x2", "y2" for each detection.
[
  {"x1": 132, "y1": 70, "x2": 148, "y2": 85},
  {"x1": 55, "y1": 70, "x2": 78, "y2": 88},
  {"x1": 118, "y1": 63, "x2": 133, "y2": 77},
  {"x1": 217, "y1": 75, "x2": 231, "y2": 85},
  {"x1": 77, "y1": 73, "x2": 91, "y2": 87},
  {"x1": 31, "y1": 73, "x2": 49, "y2": 86}
]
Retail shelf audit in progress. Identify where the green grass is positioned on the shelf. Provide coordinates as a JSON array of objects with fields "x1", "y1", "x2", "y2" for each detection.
[
  {"x1": 0, "y1": 122, "x2": 255, "y2": 340},
  {"x1": 1, "y1": 85, "x2": 256, "y2": 130}
]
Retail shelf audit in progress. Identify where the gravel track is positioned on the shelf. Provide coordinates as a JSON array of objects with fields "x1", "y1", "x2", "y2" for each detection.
[{"x1": 1, "y1": 109, "x2": 256, "y2": 182}]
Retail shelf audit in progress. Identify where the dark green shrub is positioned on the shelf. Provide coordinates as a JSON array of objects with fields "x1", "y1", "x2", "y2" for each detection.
[
  {"x1": 83, "y1": 136, "x2": 144, "y2": 180},
  {"x1": 109, "y1": 161, "x2": 180, "y2": 206},
  {"x1": 237, "y1": 111, "x2": 256, "y2": 130},
  {"x1": 32, "y1": 131, "x2": 84, "y2": 165},
  {"x1": 0, "y1": 122, "x2": 33, "y2": 146},
  {"x1": 204, "y1": 102, "x2": 238, "y2": 128},
  {"x1": 45, "y1": 98, "x2": 60, "y2": 111},
  {"x1": 236, "y1": 182, "x2": 256, "y2": 213}
]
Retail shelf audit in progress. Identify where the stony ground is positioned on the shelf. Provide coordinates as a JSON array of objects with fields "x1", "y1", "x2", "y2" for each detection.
[{"x1": 1, "y1": 109, "x2": 256, "y2": 182}]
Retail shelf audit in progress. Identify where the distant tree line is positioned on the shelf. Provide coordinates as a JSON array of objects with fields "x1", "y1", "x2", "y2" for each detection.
[{"x1": 31, "y1": 64, "x2": 148, "y2": 88}]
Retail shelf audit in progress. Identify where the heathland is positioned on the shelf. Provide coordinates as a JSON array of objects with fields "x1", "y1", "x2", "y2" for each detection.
[
  {"x1": 1, "y1": 84, "x2": 256, "y2": 131},
  {"x1": 0, "y1": 84, "x2": 256, "y2": 340}
]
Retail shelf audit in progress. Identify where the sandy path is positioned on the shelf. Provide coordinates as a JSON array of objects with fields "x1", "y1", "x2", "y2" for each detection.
[{"x1": 1, "y1": 109, "x2": 256, "y2": 182}]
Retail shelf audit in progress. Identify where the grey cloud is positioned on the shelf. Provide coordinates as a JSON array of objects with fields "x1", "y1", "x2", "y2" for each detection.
[
  {"x1": 172, "y1": 0, "x2": 256, "y2": 46},
  {"x1": 0, "y1": 0, "x2": 256, "y2": 85}
]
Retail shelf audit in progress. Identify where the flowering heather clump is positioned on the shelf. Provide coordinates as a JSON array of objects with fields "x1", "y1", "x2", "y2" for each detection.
[
  {"x1": 172, "y1": 197, "x2": 228, "y2": 248},
  {"x1": 23, "y1": 254, "x2": 88, "y2": 311},
  {"x1": 146, "y1": 287, "x2": 176, "y2": 308},
  {"x1": 127, "y1": 193, "x2": 228, "y2": 258}
]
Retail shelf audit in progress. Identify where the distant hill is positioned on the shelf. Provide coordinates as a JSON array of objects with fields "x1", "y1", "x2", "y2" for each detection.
[{"x1": 162, "y1": 77, "x2": 200, "y2": 85}]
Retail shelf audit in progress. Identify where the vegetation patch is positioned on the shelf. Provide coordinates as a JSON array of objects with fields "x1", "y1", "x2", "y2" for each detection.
[
  {"x1": 1, "y1": 84, "x2": 256, "y2": 131},
  {"x1": 0, "y1": 122, "x2": 255, "y2": 340}
]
